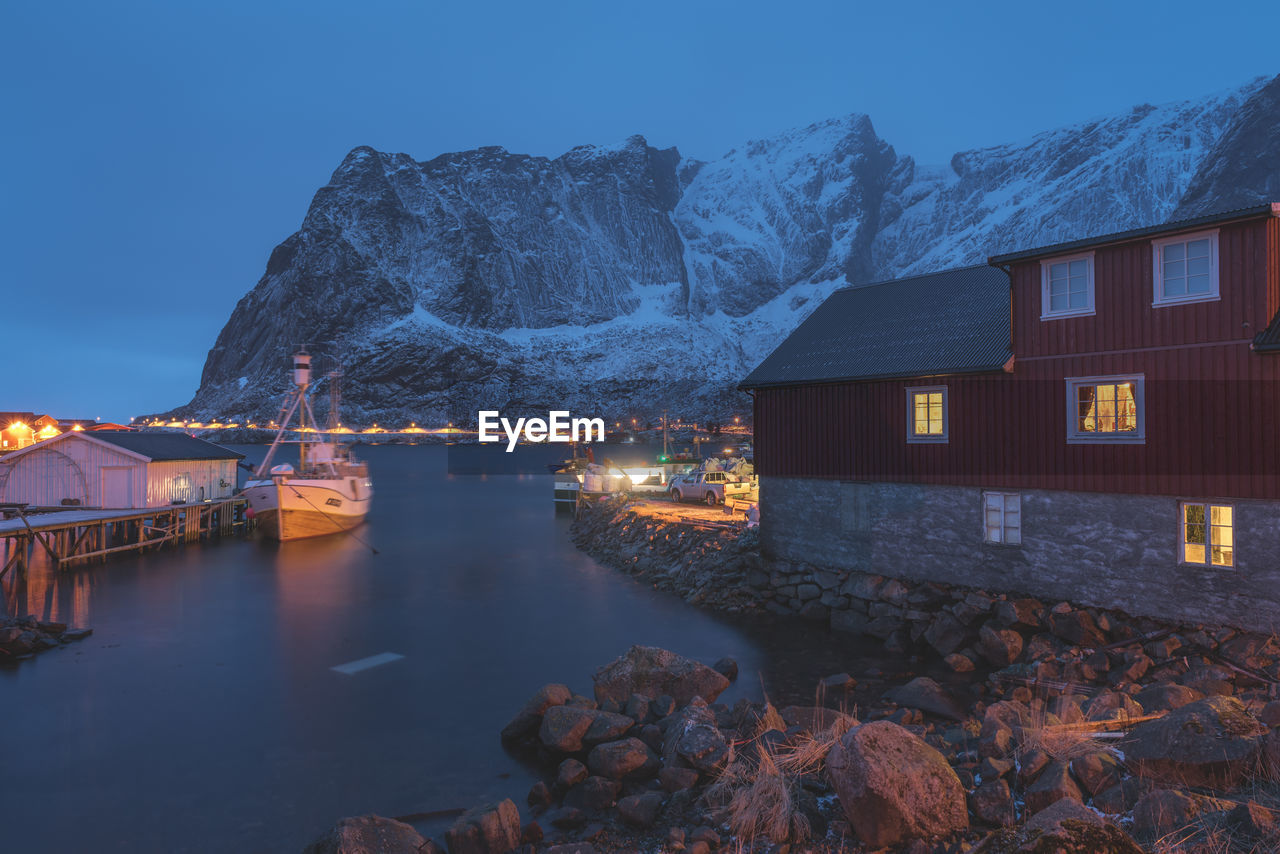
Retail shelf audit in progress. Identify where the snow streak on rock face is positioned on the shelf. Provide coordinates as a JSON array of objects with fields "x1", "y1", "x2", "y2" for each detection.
[
  {"x1": 179, "y1": 75, "x2": 1278, "y2": 424},
  {"x1": 676, "y1": 113, "x2": 897, "y2": 317},
  {"x1": 871, "y1": 81, "x2": 1263, "y2": 278}
]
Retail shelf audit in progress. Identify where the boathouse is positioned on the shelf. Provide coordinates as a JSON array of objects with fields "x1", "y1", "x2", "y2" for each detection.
[
  {"x1": 741, "y1": 203, "x2": 1280, "y2": 632},
  {"x1": 0, "y1": 431, "x2": 243, "y2": 509}
]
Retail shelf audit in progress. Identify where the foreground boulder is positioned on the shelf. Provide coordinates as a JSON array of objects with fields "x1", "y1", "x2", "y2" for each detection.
[
  {"x1": 1131, "y1": 788, "x2": 1230, "y2": 838},
  {"x1": 445, "y1": 800, "x2": 520, "y2": 854},
  {"x1": 303, "y1": 815, "x2": 429, "y2": 854},
  {"x1": 1125, "y1": 696, "x2": 1268, "y2": 789},
  {"x1": 587, "y1": 737, "x2": 655, "y2": 780},
  {"x1": 661, "y1": 697, "x2": 731, "y2": 774},
  {"x1": 592, "y1": 646, "x2": 729, "y2": 707},
  {"x1": 826, "y1": 720, "x2": 969, "y2": 846},
  {"x1": 882, "y1": 676, "x2": 967, "y2": 721},
  {"x1": 973, "y1": 798, "x2": 1143, "y2": 853},
  {"x1": 501, "y1": 683, "x2": 572, "y2": 742}
]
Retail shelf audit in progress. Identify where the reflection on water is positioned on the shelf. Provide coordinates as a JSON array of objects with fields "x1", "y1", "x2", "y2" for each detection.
[
  {"x1": 4, "y1": 561, "x2": 94, "y2": 628},
  {"x1": 0, "y1": 445, "x2": 897, "y2": 853}
]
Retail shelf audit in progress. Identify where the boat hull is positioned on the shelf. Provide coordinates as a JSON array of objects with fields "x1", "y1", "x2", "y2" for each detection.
[{"x1": 245, "y1": 477, "x2": 372, "y2": 542}]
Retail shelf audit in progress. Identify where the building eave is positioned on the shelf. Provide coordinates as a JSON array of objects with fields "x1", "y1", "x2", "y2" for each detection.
[
  {"x1": 739, "y1": 362, "x2": 1010, "y2": 391},
  {"x1": 988, "y1": 203, "x2": 1280, "y2": 266}
]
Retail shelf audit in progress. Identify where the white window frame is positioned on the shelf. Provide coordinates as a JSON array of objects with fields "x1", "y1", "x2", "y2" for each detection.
[
  {"x1": 1152, "y1": 229, "x2": 1220, "y2": 307},
  {"x1": 905, "y1": 385, "x2": 948, "y2": 444},
  {"x1": 1040, "y1": 251, "x2": 1096, "y2": 320},
  {"x1": 1065, "y1": 374, "x2": 1145, "y2": 444},
  {"x1": 1179, "y1": 501, "x2": 1234, "y2": 568},
  {"x1": 983, "y1": 491, "x2": 1022, "y2": 545}
]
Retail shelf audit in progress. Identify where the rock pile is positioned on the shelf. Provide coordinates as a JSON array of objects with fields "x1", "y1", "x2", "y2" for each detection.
[
  {"x1": 302, "y1": 503, "x2": 1280, "y2": 852},
  {"x1": 0, "y1": 614, "x2": 92, "y2": 663},
  {"x1": 303, "y1": 643, "x2": 1233, "y2": 853},
  {"x1": 566, "y1": 502, "x2": 1280, "y2": 851},
  {"x1": 570, "y1": 500, "x2": 763, "y2": 612}
]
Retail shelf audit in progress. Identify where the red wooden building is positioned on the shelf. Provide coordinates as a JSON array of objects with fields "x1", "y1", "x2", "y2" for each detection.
[{"x1": 741, "y1": 204, "x2": 1280, "y2": 630}]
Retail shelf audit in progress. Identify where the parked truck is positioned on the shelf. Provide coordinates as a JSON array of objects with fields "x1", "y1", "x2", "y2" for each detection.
[{"x1": 667, "y1": 469, "x2": 753, "y2": 505}]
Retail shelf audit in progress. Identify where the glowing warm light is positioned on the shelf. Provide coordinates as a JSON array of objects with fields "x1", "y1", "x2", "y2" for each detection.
[{"x1": 72, "y1": 424, "x2": 85, "y2": 431}]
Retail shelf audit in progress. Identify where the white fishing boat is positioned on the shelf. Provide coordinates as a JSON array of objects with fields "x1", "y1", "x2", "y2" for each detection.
[{"x1": 244, "y1": 352, "x2": 373, "y2": 541}]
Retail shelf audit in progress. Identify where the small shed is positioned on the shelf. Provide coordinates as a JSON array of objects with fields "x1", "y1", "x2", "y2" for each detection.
[{"x1": 0, "y1": 431, "x2": 243, "y2": 509}]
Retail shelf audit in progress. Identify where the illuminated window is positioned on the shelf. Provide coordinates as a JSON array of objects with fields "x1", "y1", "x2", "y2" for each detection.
[
  {"x1": 1181, "y1": 502, "x2": 1233, "y2": 567},
  {"x1": 1153, "y1": 231, "x2": 1218, "y2": 306},
  {"x1": 906, "y1": 386, "x2": 947, "y2": 443},
  {"x1": 1065, "y1": 375, "x2": 1144, "y2": 443},
  {"x1": 983, "y1": 492, "x2": 1021, "y2": 545},
  {"x1": 1041, "y1": 252, "x2": 1095, "y2": 319}
]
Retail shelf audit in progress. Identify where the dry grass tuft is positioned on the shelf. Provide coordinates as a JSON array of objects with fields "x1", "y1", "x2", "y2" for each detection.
[
  {"x1": 1149, "y1": 816, "x2": 1280, "y2": 854},
  {"x1": 706, "y1": 688, "x2": 856, "y2": 846},
  {"x1": 755, "y1": 702, "x2": 786, "y2": 737},
  {"x1": 1017, "y1": 692, "x2": 1119, "y2": 764},
  {"x1": 722, "y1": 750, "x2": 811, "y2": 843},
  {"x1": 773, "y1": 709, "x2": 858, "y2": 777}
]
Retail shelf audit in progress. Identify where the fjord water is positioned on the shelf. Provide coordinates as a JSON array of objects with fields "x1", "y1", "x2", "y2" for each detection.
[{"x1": 1, "y1": 445, "x2": 884, "y2": 853}]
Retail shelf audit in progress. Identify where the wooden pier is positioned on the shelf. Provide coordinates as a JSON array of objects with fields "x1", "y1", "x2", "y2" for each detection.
[{"x1": 0, "y1": 498, "x2": 251, "y2": 579}]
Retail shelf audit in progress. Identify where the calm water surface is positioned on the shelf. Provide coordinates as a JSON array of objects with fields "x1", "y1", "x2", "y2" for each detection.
[{"x1": 1, "y1": 445, "x2": 892, "y2": 853}]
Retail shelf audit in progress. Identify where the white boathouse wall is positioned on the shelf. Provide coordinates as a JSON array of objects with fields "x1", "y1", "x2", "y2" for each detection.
[
  {"x1": 0, "y1": 434, "x2": 238, "y2": 509},
  {"x1": 0, "y1": 440, "x2": 141, "y2": 507},
  {"x1": 144, "y1": 460, "x2": 238, "y2": 505}
]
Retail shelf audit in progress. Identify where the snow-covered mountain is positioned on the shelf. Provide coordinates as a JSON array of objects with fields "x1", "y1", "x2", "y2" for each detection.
[{"x1": 172, "y1": 74, "x2": 1279, "y2": 425}]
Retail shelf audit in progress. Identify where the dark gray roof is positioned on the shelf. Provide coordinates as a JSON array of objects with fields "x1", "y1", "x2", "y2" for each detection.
[
  {"x1": 90, "y1": 431, "x2": 244, "y2": 462},
  {"x1": 740, "y1": 264, "x2": 1011, "y2": 389},
  {"x1": 989, "y1": 203, "x2": 1280, "y2": 265}
]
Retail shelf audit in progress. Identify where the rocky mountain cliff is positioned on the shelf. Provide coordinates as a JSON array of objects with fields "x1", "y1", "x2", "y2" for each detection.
[{"x1": 172, "y1": 74, "x2": 1278, "y2": 425}]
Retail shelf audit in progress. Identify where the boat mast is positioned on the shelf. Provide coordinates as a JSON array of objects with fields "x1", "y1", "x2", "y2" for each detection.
[
  {"x1": 255, "y1": 350, "x2": 310, "y2": 478},
  {"x1": 292, "y1": 351, "x2": 313, "y2": 471}
]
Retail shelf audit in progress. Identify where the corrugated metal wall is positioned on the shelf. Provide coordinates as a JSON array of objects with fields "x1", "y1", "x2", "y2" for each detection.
[
  {"x1": 145, "y1": 459, "x2": 238, "y2": 505},
  {"x1": 1015, "y1": 219, "x2": 1269, "y2": 357},
  {"x1": 755, "y1": 217, "x2": 1280, "y2": 500},
  {"x1": 0, "y1": 435, "x2": 239, "y2": 508},
  {"x1": 0, "y1": 437, "x2": 143, "y2": 507}
]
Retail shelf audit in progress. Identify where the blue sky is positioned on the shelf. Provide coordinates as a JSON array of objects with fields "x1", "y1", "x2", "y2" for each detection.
[{"x1": 2, "y1": 0, "x2": 1277, "y2": 420}]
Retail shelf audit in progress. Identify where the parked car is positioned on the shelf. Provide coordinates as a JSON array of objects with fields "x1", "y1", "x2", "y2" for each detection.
[{"x1": 667, "y1": 470, "x2": 753, "y2": 505}]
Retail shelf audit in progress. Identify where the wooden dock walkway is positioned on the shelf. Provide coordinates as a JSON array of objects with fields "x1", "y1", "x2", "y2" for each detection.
[{"x1": 0, "y1": 498, "x2": 251, "y2": 579}]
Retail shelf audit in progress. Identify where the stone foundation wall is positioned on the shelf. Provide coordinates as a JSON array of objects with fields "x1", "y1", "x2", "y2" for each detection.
[{"x1": 759, "y1": 477, "x2": 1280, "y2": 634}]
